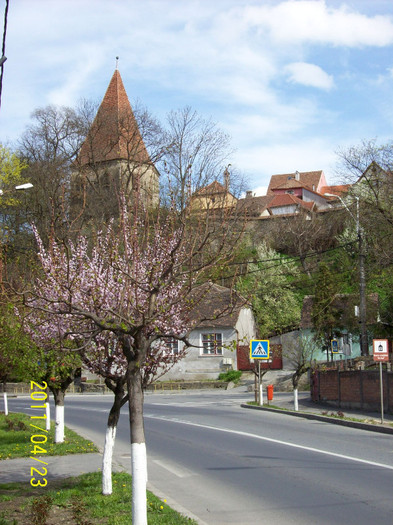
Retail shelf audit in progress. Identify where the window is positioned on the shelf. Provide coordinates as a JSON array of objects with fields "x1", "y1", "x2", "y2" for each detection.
[
  {"x1": 163, "y1": 337, "x2": 180, "y2": 356},
  {"x1": 201, "y1": 333, "x2": 223, "y2": 355}
]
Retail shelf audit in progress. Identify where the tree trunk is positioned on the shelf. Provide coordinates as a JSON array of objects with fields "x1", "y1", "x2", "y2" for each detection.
[
  {"x1": 293, "y1": 388, "x2": 299, "y2": 411},
  {"x1": 2, "y1": 381, "x2": 8, "y2": 416},
  {"x1": 45, "y1": 387, "x2": 50, "y2": 431},
  {"x1": 292, "y1": 372, "x2": 300, "y2": 412},
  {"x1": 102, "y1": 379, "x2": 126, "y2": 495},
  {"x1": 127, "y1": 366, "x2": 147, "y2": 525},
  {"x1": 52, "y1": 389, "x2": 65, "y2": 443},
  {"x1": 102, "y1": 425, "x2": 117, "y2": 495},
  {"x1": 3, "y1": 392, "x2": 8, "y2": 416}
]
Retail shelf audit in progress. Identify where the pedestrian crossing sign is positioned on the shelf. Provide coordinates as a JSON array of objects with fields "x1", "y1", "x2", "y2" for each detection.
[{"x1": 250, "y1": 340, "x2": 270, "y2": 360}]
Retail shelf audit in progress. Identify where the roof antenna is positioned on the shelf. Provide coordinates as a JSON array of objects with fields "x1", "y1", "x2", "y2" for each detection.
[{"x1": 115, "y1": 56, "x2": 119, "y2": 70}]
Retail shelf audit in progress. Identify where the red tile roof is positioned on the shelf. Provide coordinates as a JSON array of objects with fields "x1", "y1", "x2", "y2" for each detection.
[
  {"x1": 189, "y1": 282, "x2": 247, "y2": 328},
  {"x1": 268, "y1": 193, "x2": 315, "y2": 212},
  {"x1": 236, "y1": 195, "x2": 273, "y2": 216},
  {"x1": 320, "y1": 185, "x2": 351, "y2": 197},
  {"x1": 267, "y1": 170, "x2": 325, "y2": 194},
  {"x1": 273, "y1": 179, "x2": 306, "y2": 190},
  {"x1": 77, "y1": 70, "x2": 151, "y2": 166},
  {"x1": 194, "y1": 181, "x2": 227, "y2": 196},
  {"x1": 268, "y1": 193, "x2": 301, "y2": 207}
]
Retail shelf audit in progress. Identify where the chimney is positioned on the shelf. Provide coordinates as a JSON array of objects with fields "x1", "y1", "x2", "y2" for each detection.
[
  {"x1": 295, "y1": 170, "x2": 300, "y2": 181},
  {"x1": 224, "y1": 165, "x2": 231, "y2": 192},
  {"x1": 246, "y1": 190, "x2": 253, "y2": 199}
]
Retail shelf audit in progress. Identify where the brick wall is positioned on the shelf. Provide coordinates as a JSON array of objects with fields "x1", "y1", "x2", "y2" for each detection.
[{"x1": 312, "y1": 369, "x2": 393, "y2": 412}]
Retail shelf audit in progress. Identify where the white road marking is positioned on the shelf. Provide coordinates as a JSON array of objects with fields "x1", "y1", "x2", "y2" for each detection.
[
  {"x1": 145, "y1": 415, "x2": 393, "y2": 471},
  {"x1": 152, "y1": 459, "x2": 196, "y2": 478},
  {"x1": 148, "y1": 401, "x2": 236, "y2": 408}
]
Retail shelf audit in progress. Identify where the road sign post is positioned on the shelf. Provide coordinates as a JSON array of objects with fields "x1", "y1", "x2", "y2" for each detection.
[
  {"x1": 250, "y1": 340, "x2": 270, "y2": 406},
  {"x1": 373, "y1": 339, "x2": 389, "y2": 424}
]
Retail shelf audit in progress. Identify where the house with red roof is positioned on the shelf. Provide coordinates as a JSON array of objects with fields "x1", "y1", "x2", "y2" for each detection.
[
  {"x1": 236, "y1": 170, "x2": 350, "y2": 219},
  {"x1": 267, "y1": 170, "x2": 327, "y2": 195},
  {"x1": 190, "y1": 180, "x2": 238, "y2": 212}
]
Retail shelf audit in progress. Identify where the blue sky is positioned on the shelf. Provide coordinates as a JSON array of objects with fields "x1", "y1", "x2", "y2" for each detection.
[{"x1": 1, "y1": 0, "x2": 393, "y2": 194}]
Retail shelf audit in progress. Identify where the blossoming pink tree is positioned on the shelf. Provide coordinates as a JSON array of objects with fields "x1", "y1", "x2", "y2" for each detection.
[
  {"x1": 22, "y1": 185, "x2": 243, "y2": 524},
  {"x1": 22, "y1": 210, "x2": 198, "y2": 524}
]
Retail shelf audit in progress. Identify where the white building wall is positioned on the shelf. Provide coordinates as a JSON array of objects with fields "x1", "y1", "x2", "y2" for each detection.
[
  {"x1": 302, "y1": 189, "x2": 329, "y2": 210},
  {"x1": 161, "y1": 327, "x2": 239, "y2": 381}
]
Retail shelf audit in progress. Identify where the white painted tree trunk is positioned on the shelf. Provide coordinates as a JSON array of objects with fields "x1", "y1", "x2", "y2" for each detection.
[
  {"x1": 259, "y1": 384, "x2": 263, "y2": 406},
  {"x1": 127, "y1": 361, "x2": 148, "y2": 525},
  {"x1": 102, "y1": 425, "x2": 117, "y2": 495},
  {"x1": 3, "y1": 393, "x2": 8, "y2": 415},
  {"x1": 55, "y1": 404, "x2": 64, "y2": 443},
  {"x1": 294, "y1": 388, "x2": 299, "y2": 411},
  {"x1": 45, "y1": 402, "x2": 50, "y2": 431},
  {"x1": 131, "y1": 442, "x2": 147, "y2": 525}
]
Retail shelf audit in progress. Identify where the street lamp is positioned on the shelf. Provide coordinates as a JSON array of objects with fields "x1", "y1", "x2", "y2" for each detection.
[
  {"x1": 325, "y1": 193, "x2": 368, "y2": 356},
  {"x1": 0, "y1": 182, "x2": 33, "y2": 195}
]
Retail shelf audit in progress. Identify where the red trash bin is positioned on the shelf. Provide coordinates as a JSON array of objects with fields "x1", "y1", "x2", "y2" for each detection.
[{"x1": 267, "y1": 384, "x2": 274, "y2": 401}]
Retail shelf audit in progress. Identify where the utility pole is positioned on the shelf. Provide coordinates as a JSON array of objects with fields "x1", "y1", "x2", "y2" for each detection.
[
  {"x1": 325, "y1": 194, "x2": 368, "y2": 355},
  {"x1": 357, "y1": 198, "x2": 368, "y2": 356}
]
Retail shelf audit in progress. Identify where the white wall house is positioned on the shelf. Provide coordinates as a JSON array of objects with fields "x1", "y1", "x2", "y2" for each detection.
[{"x1": 161, "y1": 283, "x2": 257, "y2": 381}]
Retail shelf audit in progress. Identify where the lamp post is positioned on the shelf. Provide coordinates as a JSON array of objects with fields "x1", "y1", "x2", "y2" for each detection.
[{"x1": 326, "y1": 194, "x2": 368, "y2": 356}]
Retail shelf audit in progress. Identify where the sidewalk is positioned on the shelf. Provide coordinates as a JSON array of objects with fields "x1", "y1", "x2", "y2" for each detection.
[
  {"x1": 0, "y1": 453, "x2": 107, "y2": 484},
  {"x1": 242, "y1": 390, "x2": 393, "y2": 434}
]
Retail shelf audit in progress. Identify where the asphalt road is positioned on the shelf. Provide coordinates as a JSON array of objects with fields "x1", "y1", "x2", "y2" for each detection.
[{"x1": 9, "y1": 390, "x2": 393, "y2": 525}]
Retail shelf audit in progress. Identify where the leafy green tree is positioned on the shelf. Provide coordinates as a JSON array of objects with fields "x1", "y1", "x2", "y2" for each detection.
[
  {"x1": 0, "y1": 144, "x2": 28, "y2": 198},
  {"x1": 237, "y1": 242, "x2": 301, "y2": 338},
  {"x1": 311, "y1": 262, "x2": 344, "y2": 362},
  {"x1": 0, "y1": 301, "x2": 38, "y2": 414},
  {"x1": 0, "y1": 300, "x2": 81, "y2": 441},
  {"x1": 0, "y1": 144, "x2": 32, "y2": 286}
]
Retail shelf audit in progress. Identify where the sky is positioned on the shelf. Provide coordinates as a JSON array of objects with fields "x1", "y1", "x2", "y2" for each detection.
[{"x1": 1, "y1": 0, "x2": 393, "y2": 195}]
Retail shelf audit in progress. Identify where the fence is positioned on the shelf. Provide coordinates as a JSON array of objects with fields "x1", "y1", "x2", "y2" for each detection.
[{"x1": 311, "y1": 365, "x2": 393, "y2": 413}]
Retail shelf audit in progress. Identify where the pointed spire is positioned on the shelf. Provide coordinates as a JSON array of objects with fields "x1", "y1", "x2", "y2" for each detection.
[{"x1": 77, "y1": 69, "x2": 151, "y2": 167}]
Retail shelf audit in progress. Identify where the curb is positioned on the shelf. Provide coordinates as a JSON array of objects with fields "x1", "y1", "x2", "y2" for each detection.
[{"x1": 240, "y1": 404, "x2": 393, "y2": 435}]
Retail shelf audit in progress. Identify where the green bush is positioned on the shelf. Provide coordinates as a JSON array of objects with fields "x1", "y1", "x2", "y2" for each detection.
[{"x1": 218, "y1": 370, "x2": 242, "y2": 383}]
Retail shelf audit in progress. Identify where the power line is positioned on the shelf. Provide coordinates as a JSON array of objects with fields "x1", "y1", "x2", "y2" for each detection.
[{"x1": 0, "y1": 0, "x2": 9, "y2": 111}]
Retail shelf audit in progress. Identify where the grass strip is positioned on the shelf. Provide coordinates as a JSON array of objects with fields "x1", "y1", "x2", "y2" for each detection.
[
  {"x1": 0, "y1": 471, "x2": 197, "y2": 524},
  {"x1": 0, "y1": 412, "x2": 98, "y2": 460}
]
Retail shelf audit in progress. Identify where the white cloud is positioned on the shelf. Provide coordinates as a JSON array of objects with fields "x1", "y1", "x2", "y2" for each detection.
[
  {"x1": 251, "y1": 186, "x2": 268, "y2": 196},
  {"x1": 242, "y1": 0, "x2": 393, "y2": 47},
  {"x1": 284, "y1": 62, "x2": 334, "y2": 90}
]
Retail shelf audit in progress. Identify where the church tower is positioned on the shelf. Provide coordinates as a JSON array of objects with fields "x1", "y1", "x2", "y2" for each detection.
[{"x1": 73, "y1": 68, "x2": 159, "y2": 219}]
